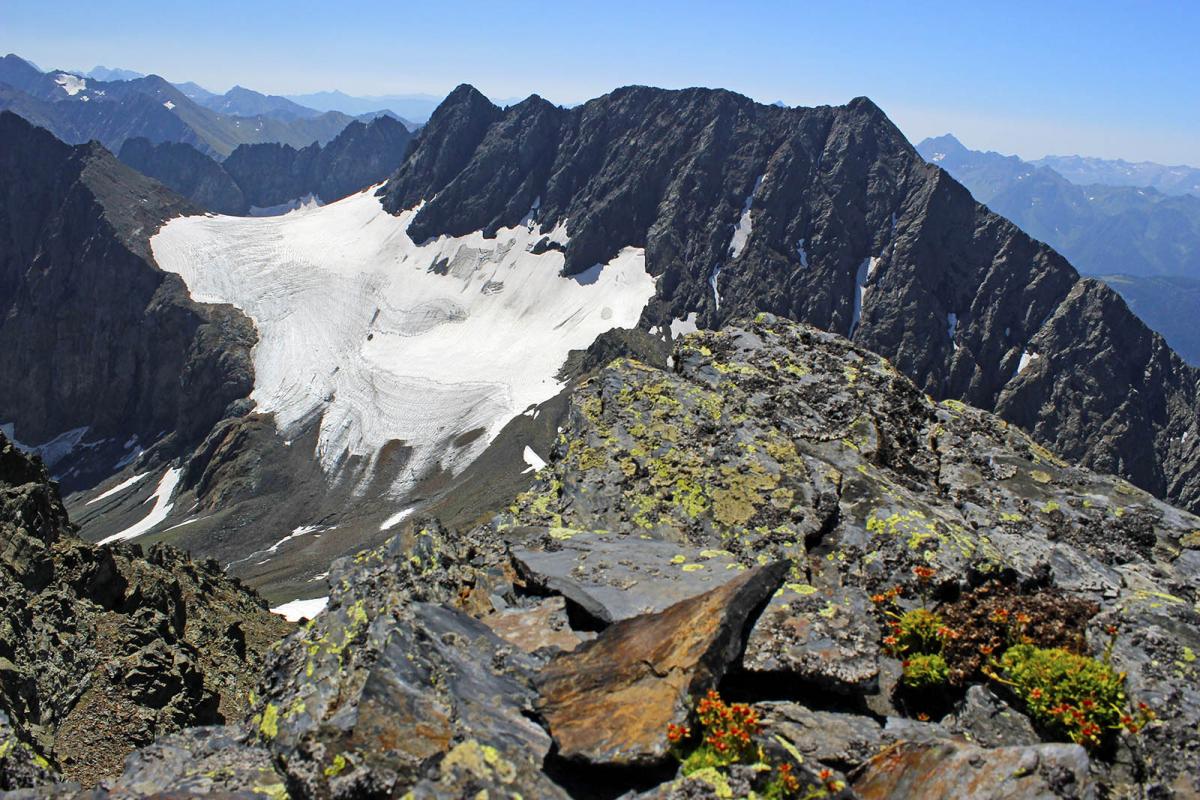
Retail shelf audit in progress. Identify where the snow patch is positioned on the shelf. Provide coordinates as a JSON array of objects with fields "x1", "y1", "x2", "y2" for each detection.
[
  {"x1": 931, "y1": 152, "x2": 946, "y2": 162},
  {"x1": 163, "y1": 100, "x2": 176, "y2": 110},
  {"x1": 99, "y1": 467, "x2": 182, "y2": 544},
  {"x1": 727, "y1": 175, "x2": 765, "y2": 261},
  {"x1": 380, "y1": 507, "x2": 416, "y2": 531},
  {"x1": 796, "y1": 239, "x2": 809, "y2": 268},
  {"x1": 54, "y1": 73, "x2": 86, "y2": 96},
  {"x1": 152, "y1": 189, "x2": 656, "y2": 495},
  {"x1": 947, "y1": 313, "x2": 959, "y2": 351},
  {"x1": 271, "y1": 597, "x2": 328, "y2": 621},
  {"x1": 86, "y1": 472, "x2": 151, "y2": 505},
  {"x1": 670, "y1": 312, "x2": 700, "y2": 340},
  {"x1": 522, "y1": 445, "x2": 548, "y2": 474},
  {"x1": 1016, "y1": 350, "x2": 1040, "y2": 376},
  {"x1": 850, "y1": 257, "x2": 879, "y2": 336}
]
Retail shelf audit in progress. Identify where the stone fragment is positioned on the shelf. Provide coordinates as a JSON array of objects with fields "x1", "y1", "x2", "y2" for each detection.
[{"x1": 535, "y1": 561, "x2": 789, "y2": 766}]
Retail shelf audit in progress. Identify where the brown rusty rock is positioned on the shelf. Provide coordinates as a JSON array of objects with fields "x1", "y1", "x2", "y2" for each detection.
[
  {"x1": 853, "y1": 739, "x2": 1093, "y2": 800},
  {"x1": 483, "y1": 596, "x2": 586, "y2": 654},
  {"x1": 534, "y1": 560, "x2": 789, "y2": 766}
]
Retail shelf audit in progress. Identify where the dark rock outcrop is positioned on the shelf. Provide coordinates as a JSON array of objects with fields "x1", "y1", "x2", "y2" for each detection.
[
  {"x1": 0, "y1": 112, "x2": 255, "y2": 491},
  {"x1": 223, "y1": 115, "x2": 412, "y2": 209},
  {"x1": 0, "y1": 431, "x2": 290, "y2": 788},
  {"x1": 381, "y1": 85, "x2": 1200, "y2": 516},
  {"x1": 117, "y1": 137, "x2": 246, "y2": 215}
]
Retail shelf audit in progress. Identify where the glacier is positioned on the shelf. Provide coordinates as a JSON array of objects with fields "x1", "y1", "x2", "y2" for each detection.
[{"x1": 152, "y1": 187, "x2": 656, "y2": 495}]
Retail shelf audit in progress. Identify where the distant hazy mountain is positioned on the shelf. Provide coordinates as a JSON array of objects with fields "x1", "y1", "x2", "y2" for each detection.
[
  {"x1": 0, "y1": 53, "x2": 364, "y2": 158},
  {"x1": 201, "y1": 85, "x2": 327, "y2": 121},
  {"x1": 86, "y1": 65, "x2": 144, "y2": 82},
  {"x1": 173, "y1": 81, "x2": 217, "y2": 102},
  {"x1": 1033, "y1": 154, "x2": 1200, "y2": 197},
  {"x1": 286, "y1": 89, "x2": 442, "y2": 121},
  {"x1": 918, "y1": 134, "x2": 1200, "y2": 363}
]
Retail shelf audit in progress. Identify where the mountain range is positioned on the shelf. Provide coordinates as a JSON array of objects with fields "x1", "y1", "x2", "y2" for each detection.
[
  {"x1": 1, "y1": 82, "x2": 1198, "y2": 609},
  {"x1": 917, "y1": 133, "x2": 1200, "y2": 363},
  {"x1": 118, "y1": 114, "x2": 413, "y2": 215},
  {"x1": 0, "y1": 54, "x2": 375, "y2": 158},
  {"x1": 3, "y1": 49, "x2": 1200, "y2": 798}
]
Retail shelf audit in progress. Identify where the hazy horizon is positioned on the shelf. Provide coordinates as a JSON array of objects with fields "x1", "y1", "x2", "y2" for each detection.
[{"x1": 5, "y1": 0, "x2": 1198, "y2": 165}]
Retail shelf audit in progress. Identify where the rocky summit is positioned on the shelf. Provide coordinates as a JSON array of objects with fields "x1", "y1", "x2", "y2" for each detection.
[{"x1": 10, "y1": 317, "x2": 1198, "y2": 799}]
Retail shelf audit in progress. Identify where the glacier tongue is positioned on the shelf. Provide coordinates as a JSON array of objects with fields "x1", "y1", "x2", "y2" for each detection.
[{"x1": 151, "y1": 188, "x2": 656, "y2": 494}]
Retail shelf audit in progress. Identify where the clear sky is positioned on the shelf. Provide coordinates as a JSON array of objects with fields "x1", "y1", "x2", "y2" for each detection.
[{"x1": 4, "y1": 0, "x2": 1198, "y2": 164}]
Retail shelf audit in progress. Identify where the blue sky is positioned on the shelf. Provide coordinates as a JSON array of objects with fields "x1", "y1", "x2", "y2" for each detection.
[{"x1": 4, "y1": 0, "x2": 1198, "y2": 163}]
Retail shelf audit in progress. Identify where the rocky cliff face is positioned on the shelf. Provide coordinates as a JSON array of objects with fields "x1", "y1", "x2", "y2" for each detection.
[
  {"x1": 117, "y1": 137, "x2": 247, "y2": 215},
  {"x1": 224, "y1": 115, "x2": 413, "y2": 209},
  {"x1": 116, "y1": 116, "x2": 413, "y2": 215},
  {"x1": 0, "y1": 430, "x2": 290, "y2": 789},
  {"x1": 16, "y1": 319, "x2": 1198, "y2": 799},
  {"x1": 0, "y1": 112, "x2": 255, "y2": 491},
  {"x1": 380, "y1": 85, "x2": 1200, "y2": 516}
]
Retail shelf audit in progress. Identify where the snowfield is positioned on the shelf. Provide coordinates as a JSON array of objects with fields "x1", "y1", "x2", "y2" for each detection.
[{"x1": 152, "y1": 188, "x2": 656, "y2": 494}]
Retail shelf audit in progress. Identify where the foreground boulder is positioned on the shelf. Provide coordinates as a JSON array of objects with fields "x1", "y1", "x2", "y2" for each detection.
[{"x1": 535, "y1": 561, "x2": 789, "y2": 766}]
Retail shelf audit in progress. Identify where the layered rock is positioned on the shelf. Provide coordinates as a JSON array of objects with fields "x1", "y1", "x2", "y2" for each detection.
[
  {"x1": 382, "y1": 84, "x2": 1200, "y2": 516},
  {"x1": 0, "y1": 431, "x2": 290, "y2": 788}
]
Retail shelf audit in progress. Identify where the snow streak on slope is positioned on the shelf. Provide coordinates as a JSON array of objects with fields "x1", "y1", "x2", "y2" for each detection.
[
  {"x1": 152, "y1": 189, "x2": 656, "y2": 494},
  {"x1": 99, "y1": 467, "x2": 182, "y2": 544}
]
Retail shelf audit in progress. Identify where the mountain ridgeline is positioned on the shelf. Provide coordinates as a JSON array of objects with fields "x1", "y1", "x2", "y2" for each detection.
[
  {"x1": 916, "y1": 133, "x2": 1200, "y2": 364},
  {"x1": 0, "y1": 53, "x2": 368, "y2": 159},
  {"x1": 382, "y1": 85, "x2": 1200, "y2": 514},
  {"x1": 118, "y1": 115, "x2": 413, "y2": 214}
]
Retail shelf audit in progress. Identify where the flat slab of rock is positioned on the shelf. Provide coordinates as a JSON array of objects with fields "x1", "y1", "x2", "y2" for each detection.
[
  {"x1": 757, "y1": 702, "x2": 883, "y2": 770},
  {"x1": 742, "y1": 583, "x2": 881, "y2": 692},
  {"x1": 507, "y1": 526, "x2": 745, "y2": 624},
  {"x1": 534, "y1": 560, "x2": 789, "y2": 766},
  {"x1": 853, "y1": 739, "x2": 1093, "y2": 800},
  {"x1": 482, "y1": 595, "x2": 586, "y2": 654}
]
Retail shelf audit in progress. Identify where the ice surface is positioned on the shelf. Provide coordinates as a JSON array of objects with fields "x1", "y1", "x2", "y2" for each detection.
[
  {"x1": 99, "y1": 467, "x2": 182, "y2": 544},
  {"x1": 271, "y1": 597, "x2": 328, "y2": 621},
  {"x1": 152, "y1": 189, "x2": 655, "y2": 494},
  {"x1": 86, "y1": 471, "x2": 150, "y2": 505}
]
